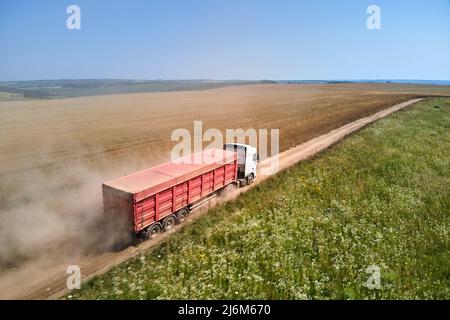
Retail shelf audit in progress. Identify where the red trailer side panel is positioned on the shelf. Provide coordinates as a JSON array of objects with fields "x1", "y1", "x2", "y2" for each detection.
[{"x1": 103, "y1": 148, "x2": 238, "y2": 233}]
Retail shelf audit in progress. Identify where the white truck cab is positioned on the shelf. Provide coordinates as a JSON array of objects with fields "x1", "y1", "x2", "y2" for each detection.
[{"x1": 224, "y1": 143, "x2": 258, "y2": 186}]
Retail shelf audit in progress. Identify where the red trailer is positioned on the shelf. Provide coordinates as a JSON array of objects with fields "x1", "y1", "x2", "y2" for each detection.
[{"x1": 102, "y1": 148, "x2": 239, "y2": 240}]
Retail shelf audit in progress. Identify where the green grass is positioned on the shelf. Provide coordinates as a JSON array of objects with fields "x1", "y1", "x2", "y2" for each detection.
[{"x1": 70, "y1": 98, "x2": 450, "y2": 300}]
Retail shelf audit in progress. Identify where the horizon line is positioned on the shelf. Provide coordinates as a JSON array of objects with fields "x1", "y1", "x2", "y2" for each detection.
[{"x1": 1, "y1": 78, "x2": 450, "y2": 83}]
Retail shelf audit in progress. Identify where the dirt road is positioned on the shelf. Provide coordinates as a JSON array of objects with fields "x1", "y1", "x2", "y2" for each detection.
[{"x1": 0, "y1": 98, "x2": 422, "y2": 300}]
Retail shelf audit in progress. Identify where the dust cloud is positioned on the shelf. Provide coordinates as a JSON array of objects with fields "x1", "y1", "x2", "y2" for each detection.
[{"x1": 0, "y1": 142, "x2": 167, "y2": 271}]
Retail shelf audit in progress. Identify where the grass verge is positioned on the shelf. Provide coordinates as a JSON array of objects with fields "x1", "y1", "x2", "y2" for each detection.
[{"x1": 69, "y1": 98, "x2": 450, "y2": 299}]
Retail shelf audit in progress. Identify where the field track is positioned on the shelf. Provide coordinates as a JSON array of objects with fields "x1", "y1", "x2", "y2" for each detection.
[{"x1": 0, "y1": 98, "x2": 422, "y2": 300}]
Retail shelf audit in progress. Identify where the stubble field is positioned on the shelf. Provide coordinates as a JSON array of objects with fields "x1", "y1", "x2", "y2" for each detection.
[
  {"x1": 70, "y1": 97, "x2": 450, "y2": 299},
  {"x1": 0, "y1": 83, "x2": 449, "y2": 274}
]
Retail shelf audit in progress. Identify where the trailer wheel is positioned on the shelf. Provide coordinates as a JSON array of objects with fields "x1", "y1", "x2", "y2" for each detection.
[
  {"x1": 146, "y1": 223, "x2": 161, "y2": 239},
  {"x1": 176, "y1": 208, "x2": 189, "y2": 223},
  {"x1": 162, "y1": 215, "x2": 176, "y2": 231}
]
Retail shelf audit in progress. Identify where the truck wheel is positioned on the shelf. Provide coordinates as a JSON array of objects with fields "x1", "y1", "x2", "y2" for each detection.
[
  {"x1": 246, "y1": 174, "x2": 255, "y2": 185},
  {"x1": 146, "y1": 223, "x2": 161, "y2": 239},
  {"x1": 162, "y1": 215, "x2": 176, "y2": 231},
  {"x1": 176, "y1": 208, "x2": 189, "y2": 223}
]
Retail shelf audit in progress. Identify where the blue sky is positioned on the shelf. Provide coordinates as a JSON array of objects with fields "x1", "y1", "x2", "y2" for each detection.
[{"x1": 0, "y1": 0, "x2": 449, "y2": 81}]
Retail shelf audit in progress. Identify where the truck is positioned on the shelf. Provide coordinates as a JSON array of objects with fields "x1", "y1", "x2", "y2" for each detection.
[{"x1": 102, "y1": 143, "x2": 258, "y2": 240}]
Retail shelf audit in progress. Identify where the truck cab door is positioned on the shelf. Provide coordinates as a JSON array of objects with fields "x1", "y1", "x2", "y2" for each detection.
[
  {"x1": 224, "y1": 144, "x2": 258, "y2": 180},
  {"x1": 224, "y1": 144, "x2": 246, "y2": 179},
  {"x1": 245, "y1": 147, "x2": 258, "y2": 178}
]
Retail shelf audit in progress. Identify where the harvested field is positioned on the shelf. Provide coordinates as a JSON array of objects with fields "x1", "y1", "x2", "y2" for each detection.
[
  {"x1": 2, "y1": 83, "x2": 450, "y2": 181},
  {"x1": 0, "y1": 83, "x2": 449, "y2": 299},
  {"x1": 70, "y1": 97, "x2": 450, "y2": 300}
]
